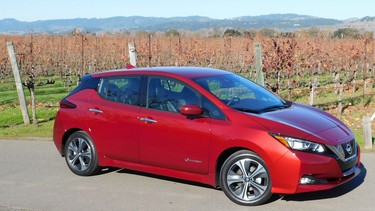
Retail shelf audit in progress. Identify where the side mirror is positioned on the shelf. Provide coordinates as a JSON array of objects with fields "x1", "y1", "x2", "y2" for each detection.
[{"x1": 180, "y1": 104, "x2": 203, "y2": 116}]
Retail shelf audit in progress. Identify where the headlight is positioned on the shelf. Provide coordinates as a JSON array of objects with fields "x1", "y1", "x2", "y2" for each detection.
[{"x1": 271, "y1": 134, "x2": 325, "y2": 153}]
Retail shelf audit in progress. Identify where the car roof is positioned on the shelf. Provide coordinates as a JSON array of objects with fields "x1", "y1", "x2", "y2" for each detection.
[{"x1": 90, "y1": 66, "x2": 231, "y2": 79}]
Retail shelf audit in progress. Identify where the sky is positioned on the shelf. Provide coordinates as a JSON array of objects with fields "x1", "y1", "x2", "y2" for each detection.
[{"x1": 1, "y1": 0, "x2": 374, "y2": 21}]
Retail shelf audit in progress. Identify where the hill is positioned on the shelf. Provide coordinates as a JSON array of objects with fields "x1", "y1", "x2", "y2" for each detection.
[
  {"x1": 335, "y1": 16, "x2": 375, "y2": 31},
  {"x1": 0, "y1": 14, "x2": 343, "y2": 34}
]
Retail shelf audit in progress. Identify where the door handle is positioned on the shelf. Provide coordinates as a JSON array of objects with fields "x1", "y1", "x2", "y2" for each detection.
[
  {"x1": 140, "y1": 117, "x2": 157, "y2": 123},
  {"x1": 89, "y1": 108, "x2": 103, "y2": 114}
]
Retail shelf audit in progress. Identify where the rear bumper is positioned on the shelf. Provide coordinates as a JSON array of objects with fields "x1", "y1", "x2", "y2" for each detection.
[{"x1": 53, "y1": 111, "x2": 65, "y2": 155}]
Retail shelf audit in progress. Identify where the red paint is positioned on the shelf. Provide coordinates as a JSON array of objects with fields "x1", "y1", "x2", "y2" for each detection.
[{"x1": 53, "y1": 67, "x2": 360, "y2": 197}]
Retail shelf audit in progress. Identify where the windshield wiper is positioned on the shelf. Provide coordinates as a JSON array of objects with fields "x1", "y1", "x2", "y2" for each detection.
[
  {"x1": 233, "y1": 107, "x2": 260, "y2": 114},
  {"x1": 261, "y1": 104, "x2": 289, "y2": 112},
  {"x1": 233, "y1": 103, "x2": 290, "y2": 114}
]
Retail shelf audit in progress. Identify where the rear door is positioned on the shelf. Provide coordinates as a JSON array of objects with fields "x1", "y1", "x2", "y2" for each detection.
[{"x1": 87, "y1": 75, "x2": 142, "y2": 162}]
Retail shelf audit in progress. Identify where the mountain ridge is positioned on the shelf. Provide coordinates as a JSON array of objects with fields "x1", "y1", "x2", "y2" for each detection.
[{"x1": 0, "y1": 14, "x2": 373, "y2": 34}]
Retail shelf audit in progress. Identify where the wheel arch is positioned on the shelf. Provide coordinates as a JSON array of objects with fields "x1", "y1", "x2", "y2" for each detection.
[
  {"x1": 61, "y1": 128, "x2": 83, "y2": 156},
  {"x1": 217, "y1": 148, "x2": 273, "y2": 205},
  {"x1": 215, "y1": 147, "x2": 249, "y2": 187},
  {"x1": 214, "y1": 140, "x2": 274, "y2": 188}
]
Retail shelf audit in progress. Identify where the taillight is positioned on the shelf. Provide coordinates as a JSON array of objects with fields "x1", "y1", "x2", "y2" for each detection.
[{"x1": 59, "y1": 98, "x2": 77, "y2": 108}]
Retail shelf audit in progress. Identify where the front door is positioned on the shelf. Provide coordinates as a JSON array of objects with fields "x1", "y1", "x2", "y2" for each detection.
[{"x1": 139, "y1": 76, "x2": 211, "y2": 174}]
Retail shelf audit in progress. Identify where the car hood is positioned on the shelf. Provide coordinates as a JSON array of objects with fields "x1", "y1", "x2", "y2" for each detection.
[
  {"x1": 250, "y1": 103, "x2": 353, "y2": 145},
  {"x1": 261, "y1": 103, "x2": 339, "y2": 133}
]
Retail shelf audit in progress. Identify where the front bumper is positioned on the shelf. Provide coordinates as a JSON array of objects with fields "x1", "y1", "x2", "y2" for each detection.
[
  {"x1": 269, "y1": 146, "x2": 361, "y2": 194},
  {"x1": 295, "y1": 164, "x2": 361, "y2": 193}
]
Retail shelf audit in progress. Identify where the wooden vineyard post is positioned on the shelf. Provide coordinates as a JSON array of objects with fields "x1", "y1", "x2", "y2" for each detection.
[
  {"x1": 128, "y1": 42, "x2": 137, "y2": 67},
  {"x1": 148, "y1": 34, "x2": 152, "y2": 67},
  {"x1": 362, "y1": 67, "x2": 367, "y2": 106},
  {"x1": 333, "y1": 71, "x2": 340, "y2": 94},
  {"x1": 277, "y1": 71, "x2": 281, "y2": 94},
  {"x1": 309, "y1": 72, "x2": 318, "y2": 106},
  {"x1": 337, "y1": 82, "x2": 344, "y2": 116},
  {"x1": 6, "y1": 42, "x2": 30, "y2": 125},
  {"x1": 309, "y1": 84, "x2": 314, "y2": 105},
  {"x1": 254, "y1": 43, "x2": 264, "y2": 86},
  {"x1": 352, "y1": 70, "x2": 357, "y2": 93},
  {"x1": 363, "y1": 76, "x2": 367, "y2": 104},
  {"x1": 363, "y1": 113, "x2": 374, "y2": 149}
]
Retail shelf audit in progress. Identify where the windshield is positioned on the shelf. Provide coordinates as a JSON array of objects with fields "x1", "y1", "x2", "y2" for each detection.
[{"x1": 193, "y1": 74, "x2": 289, "y2": 113}]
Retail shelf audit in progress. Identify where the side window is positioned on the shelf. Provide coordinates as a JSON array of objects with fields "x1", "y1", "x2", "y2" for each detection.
[
  {"x1": 98, "y1": 76, "x2": 140, "y2": 106},
  {"x1": 147, "y1": 77, "x2": 200, "y2": 113},
  {"x1": 146, "y1": 76, "x2": 225, "y2": 119},
  {"x1": 202, "y1": 97, "x2": 226, "y2": 120}
]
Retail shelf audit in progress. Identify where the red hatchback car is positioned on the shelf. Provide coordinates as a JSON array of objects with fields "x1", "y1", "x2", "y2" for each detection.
[{"x1": 53, "y1": 67, "x2": 360, "y2": 206}]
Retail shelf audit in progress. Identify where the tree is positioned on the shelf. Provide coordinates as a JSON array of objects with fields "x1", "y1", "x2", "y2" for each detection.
[
  {"x1": 208, "y1": 27, "x2": 222, "y2": 38},
  {"x1": 165, "y1": 29, "x2": 180, "y2": 37},
  {"x1": 223, "y1": 29, "x2": 242, "y2": 37},
  {"x1": 258, "y1": 28, "x2": 278, "y2": 38},
  {"x1": 299, "y1": 27, "x2": 321, "y2": 38},
  {"x1": 333, "y1": 28, "x2": 361, "y2": 39},
  {"x1": 243, "y1": 30, "x2": 256, "y2": 39}
]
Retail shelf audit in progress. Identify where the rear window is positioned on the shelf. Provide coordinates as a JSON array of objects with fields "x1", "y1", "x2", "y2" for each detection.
[
  {"x1": 67, "y1": 75, "x2": 100, "y2": 97},
  {"x1": 98, "y1": 76, "x2": 141, "y2": 106}
]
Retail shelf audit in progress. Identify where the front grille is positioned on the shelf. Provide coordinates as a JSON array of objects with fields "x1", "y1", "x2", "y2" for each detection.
[
  {"x1": 325, "y1": 139, "x2": 359, "y2": 173},
  {"x1": 326, "y1": 139, "x2": 357, "y2": 162},
  {"x1": 337, "y1": 153, "x2": 358, "y2": 172},
  {"x1": 342, "y1": 139, "x2": 356, "y2": 159}
]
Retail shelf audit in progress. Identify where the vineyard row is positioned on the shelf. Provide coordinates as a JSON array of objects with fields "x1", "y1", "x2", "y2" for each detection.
[{"x1": 1, "y1": 33, "x2": 374, "y2": 99}]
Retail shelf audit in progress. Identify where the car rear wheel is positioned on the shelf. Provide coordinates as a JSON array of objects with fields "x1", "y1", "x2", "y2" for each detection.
[
  {"x1": 220, "y1": 150, "x2": 272, "y2": 206},
  {"x1": 64, "y1": 131, "x2": 99, "y2": 176}
]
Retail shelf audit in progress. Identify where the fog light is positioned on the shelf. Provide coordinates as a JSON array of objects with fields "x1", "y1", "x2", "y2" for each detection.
[
  {"x1": 300, "y1": 175, "x2": 328, "y2": 185},
  {"x1": 300, "y1": 176, "x2": 316, "y2": 184}
]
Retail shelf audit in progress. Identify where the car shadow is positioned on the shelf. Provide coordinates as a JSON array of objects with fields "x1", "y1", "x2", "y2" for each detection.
[
  {"x1": 279, "y1": 163, "x2": 367, "y2": 202},
  {"x1": 99, "y1": 163, "x2": 366, "y2": 203},
  {"x1": 114, "y1": 168, "x2": 215, "y2": 189},
  {"x1": 96, "y1": 167, "x2": 123, "y2": 175}
]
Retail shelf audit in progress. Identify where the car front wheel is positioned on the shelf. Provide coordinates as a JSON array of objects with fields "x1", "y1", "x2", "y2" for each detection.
[
  {"x1": 64, "y1": 131, "x2": 99, "y2": 176},
  {"x1": 220, "y1": 150, "x2": 272, "y2": 206}
]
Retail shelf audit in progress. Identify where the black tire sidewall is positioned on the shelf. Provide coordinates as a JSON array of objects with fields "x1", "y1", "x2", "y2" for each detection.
[
  {"x1": 220, "y1": 150, "x2": 272, "y2": 206},
  {"x1": 64, "y1": 131, "x2": 99, "y2": 176}
]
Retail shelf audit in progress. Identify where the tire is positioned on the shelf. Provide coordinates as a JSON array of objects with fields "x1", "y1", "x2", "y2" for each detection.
[
  {"x1": 64, "y1": 131, "x2": 99, "y2": 176},
  {"x1": 220, "y1": 150, "x2": 272, "y2": 206}
]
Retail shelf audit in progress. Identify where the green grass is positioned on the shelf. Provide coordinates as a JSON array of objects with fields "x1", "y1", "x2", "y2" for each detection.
[
  {"x1": 0, "y1": 76, "x2": 71, "y2": 107},
  {"x1": 0, "y1": 108, "x2": 25, "y2": 126},
  {"x1": 0, "y1": 75, "x2": 69, "y2": 138},
  {"x1": 0, "y1": 121, "x2": 54, "y2": 138},
  {"x1": 0, "y1": 106, "x2": 58, "y2": 127}
]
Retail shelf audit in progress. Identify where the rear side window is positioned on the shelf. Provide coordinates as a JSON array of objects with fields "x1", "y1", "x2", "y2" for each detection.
[
  {"x1": 98, "y1": 76, "x2": 141, "y2": 106},
  {"x1": 67, "y1": 74, "x2": 100, "y2": 97}
]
